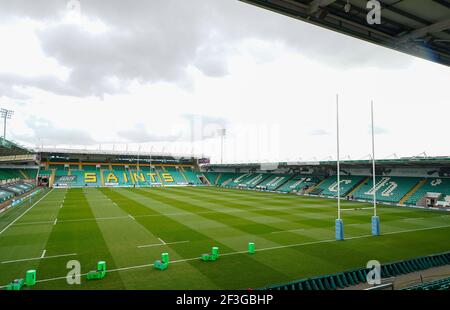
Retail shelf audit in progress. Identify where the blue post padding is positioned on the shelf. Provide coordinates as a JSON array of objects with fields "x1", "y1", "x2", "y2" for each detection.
[
  {"x1": 372, "y1": 216, "x2": 380, "y2": 236},
  {"x1": 335, "y1": 219, "x2": 344, "y2": 240}
]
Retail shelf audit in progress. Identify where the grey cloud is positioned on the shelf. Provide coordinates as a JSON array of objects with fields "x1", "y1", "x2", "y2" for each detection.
[
  {"x1": 0, "y1": 0, "x2": 64, "y2": 21},
  {"x1": 117, "y1": 123, "x2": 180, "y2": 143},
  {"x1": 0, "y1": 80, "x2": 31, "y2": 101},
  {"x1": 13, "y1": 116, "x2": 96, "y2": 145},
  {"x1": 0, "y1": 72, "x2": 122, "y2": 98},
  {"x1": 117, "y1": 114, "x2": 230, "y2": 143},
  {"x1": 0, "y1": 0, "x2": 411, "y2": 98}
]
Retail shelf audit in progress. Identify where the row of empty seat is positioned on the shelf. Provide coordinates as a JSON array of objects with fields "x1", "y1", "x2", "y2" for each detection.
[
  {"x1": 263, "y1": 252, "x2": 450, "y2": 291},
  {"x1": 0, "y1": 168, "x2": 38, "y2": 203},
  {"x1": 203, "y1": 171, "x2": 450, "y2": 205},
  {"x1": 49, "y1": 165, "x2": 207, "y2": 187},
  {"x1": 0, "y1": 168, "x2": 37, "y2": 183}
]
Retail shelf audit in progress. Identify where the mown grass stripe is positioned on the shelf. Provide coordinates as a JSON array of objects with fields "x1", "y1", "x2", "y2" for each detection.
[
  {"x1": 102, "y1": 188, "x2": 290, "y2": 289},
  {"x1": 34, "y1": 188, "x2": 126, "y2": 289}
]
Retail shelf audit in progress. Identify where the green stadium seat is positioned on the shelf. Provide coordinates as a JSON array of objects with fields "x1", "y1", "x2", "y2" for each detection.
[
  {"x1": 352, "y1": 176, "x2": 422, "y2": 204},
  {"x1": 314, "y1": 175, "x2": 366, "y2": 197},
  {"x1": 406, "y1": 177, "x2": 450, "y2": 205}
]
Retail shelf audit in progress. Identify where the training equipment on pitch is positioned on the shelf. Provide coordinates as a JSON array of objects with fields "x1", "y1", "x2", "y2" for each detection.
[
  {"x1": 154, "y1": 253, "x2": 169, "y2": 271},
  {"x1": 5, "y1": 269, "x2": 37, "y2": 290},
  {"x1": 248, "y1": 242, "x2": 255, "y2": 254},
  {"x1": 6, "y1": 279, "x2": 25, "y2": 291},
  {"x1": 201, "y1": 246, "x2": 219, "y2": 262},
  {"x1": 87, "y1": 261, "x2": 106, "y2": 280},
  {"x1": 25, "y1": 270, "x2": 36, "y2": 286}
]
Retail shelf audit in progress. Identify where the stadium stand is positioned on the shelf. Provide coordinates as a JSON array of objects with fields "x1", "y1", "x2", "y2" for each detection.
[
  {"x1": 103, "y1": 169, "x2": 131, "y2": 186},
  {"x1": 0, "y1": 168, "x2": 38, "y2": 183},
  {"x1": 277, "y1": 175, "x2": 320, "y2": 193},
  {"x1": 215, "y1": 172, "x2": 244, "y2": 186},
  {"x1": 246, "y1": 174, "x2": 273, "y2": 189},
  {"x1": 352, "y1": 176, "x2": 422, "y2": 203},
  {"x1": 0, "y1": 138, "x2": 33, "y2": 156},
  {"x1": 263, "y1": 251, "x2": 450, "y2": 291},
  {"x1": 182, "y1": 168, "x2": 205, "y2": 185},
  {"x1": 203, "y1": 172, "x2": 220, "y2": 185},
  {"x1": 226, "y1": 173, "x2": 255, "y2": 188},
  {"x1": 50, "y1": 164, "x2": 210, "y2": 187},
  {"x1": 315, "y1": 175, "x2": 366, "y2": 197},
  {"x1": 405, "y1": 178, "x2": 450, "y2": 205},
  {"x1": 403, "y1": 277, "x2": 450, "y2": 291},
  {"x1": 1, "y1": 183, "x2": 28, "y2": 195},
  {"x1": 218, "y1": 173, "x2": 241, "y2": 186},
  {"x1": 255, "y1": 174, "x2": 292, "y2": 191},
  {"x1": 165, "y1": 166, "x2": 188, "y2": 185},
  {"x1": 0, "y1": 189, "x2": 13, "y2": 202}
]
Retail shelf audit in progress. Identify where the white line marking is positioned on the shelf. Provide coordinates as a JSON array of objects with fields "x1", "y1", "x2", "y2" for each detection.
[
  {"x1": 271, "y1": 228, "x2": 305, "y2": 234},
  {"x1": 13, "y1": 215, "x2": 130, "y2": 226},
  {"x1": 41, "y1": 249, "x2": 46, "y2": 258},
  {"x1": 53, "y1": 218, "x2": 58, "y2": 225},
  {"x1": 341, "y1": 207, "x2": 374, "y2": 211},
  {"x1": 381, "y1": 224, "x2": 450, "y2": 236},
  {"x1": 0, "y1": 189, "x2": 54, "y2": 236},
  {"x1": 2, "y1": 223, "x2": 450, "y2": 288},
  {"x1": 157, "y1": 237, "x2": 166, "y2": 245},
  {"x1": 13, "y1": 220, "x2": 54, "y2": 226},
  {"x1": 0, "y1": 252, "x2": 77, "y2": 264},
  {"x1": 128, "y1": 214, "x2": 136, "y2": 220},
  {"x1": 137, "y1": 240, "x2": 189, "y2": 248}
]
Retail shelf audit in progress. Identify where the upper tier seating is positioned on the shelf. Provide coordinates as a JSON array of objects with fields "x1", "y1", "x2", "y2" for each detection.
[
  {"x1": 0, "y1": 168, "x2": 38, "y2": 183},
  {"x1": 0, "y1": 169, "x2": 22, "y2": 181}
]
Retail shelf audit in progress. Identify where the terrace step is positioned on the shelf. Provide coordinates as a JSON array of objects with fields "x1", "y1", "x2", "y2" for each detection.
[
  {"x1": 400, "y1": 179, "x2": 427, "y2": 205},
  {"x1": 346, "y1": 177, "x2": 370, "y2": 197}
]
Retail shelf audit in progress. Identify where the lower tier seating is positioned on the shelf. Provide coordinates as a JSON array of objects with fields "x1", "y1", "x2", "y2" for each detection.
[
  {"x1": 403, "y1": 276, "x2": 450, "y2": 290},
  {"x1": 277, "y1": 175, "x2": 320, "y2": 193},
  {"x1": 315, "y1": 175, "x2": 366, "y2": 197},
  {"x1": 352, "y1": 176, "x2": 422, "y2": 203},
  {"x1": 406, "y1": 177, "x2": 450, "y2": 205}
]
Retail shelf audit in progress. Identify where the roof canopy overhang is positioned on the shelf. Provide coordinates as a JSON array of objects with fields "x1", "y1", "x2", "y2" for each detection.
[{"x1": 240, "y1": 0, "x2": 450, "y2": 66}]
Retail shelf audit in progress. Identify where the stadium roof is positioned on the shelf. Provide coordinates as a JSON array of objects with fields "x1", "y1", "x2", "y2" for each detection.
[
  {"x1": 36, "y1": 147, "x2": 206, "y2": 160},
  {"x1": 240, "y1": 0, "x2": 450, "y2": 66},
  {"x1": 0, "y1": 138, "x2": 33, "y2": 156},
  {"x1": 205, "y1": 156, "x2": 450, "y2": 169}
]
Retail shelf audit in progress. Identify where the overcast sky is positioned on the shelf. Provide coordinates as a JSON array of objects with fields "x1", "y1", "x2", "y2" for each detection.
[{"x1": 0, "y1": 0, "x2": 449, "y2": 163}]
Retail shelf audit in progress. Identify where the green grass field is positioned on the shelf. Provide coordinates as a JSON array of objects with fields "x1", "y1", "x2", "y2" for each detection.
[{"x1": 1, "y1": 186, "x2": 450, "y2": 290}]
